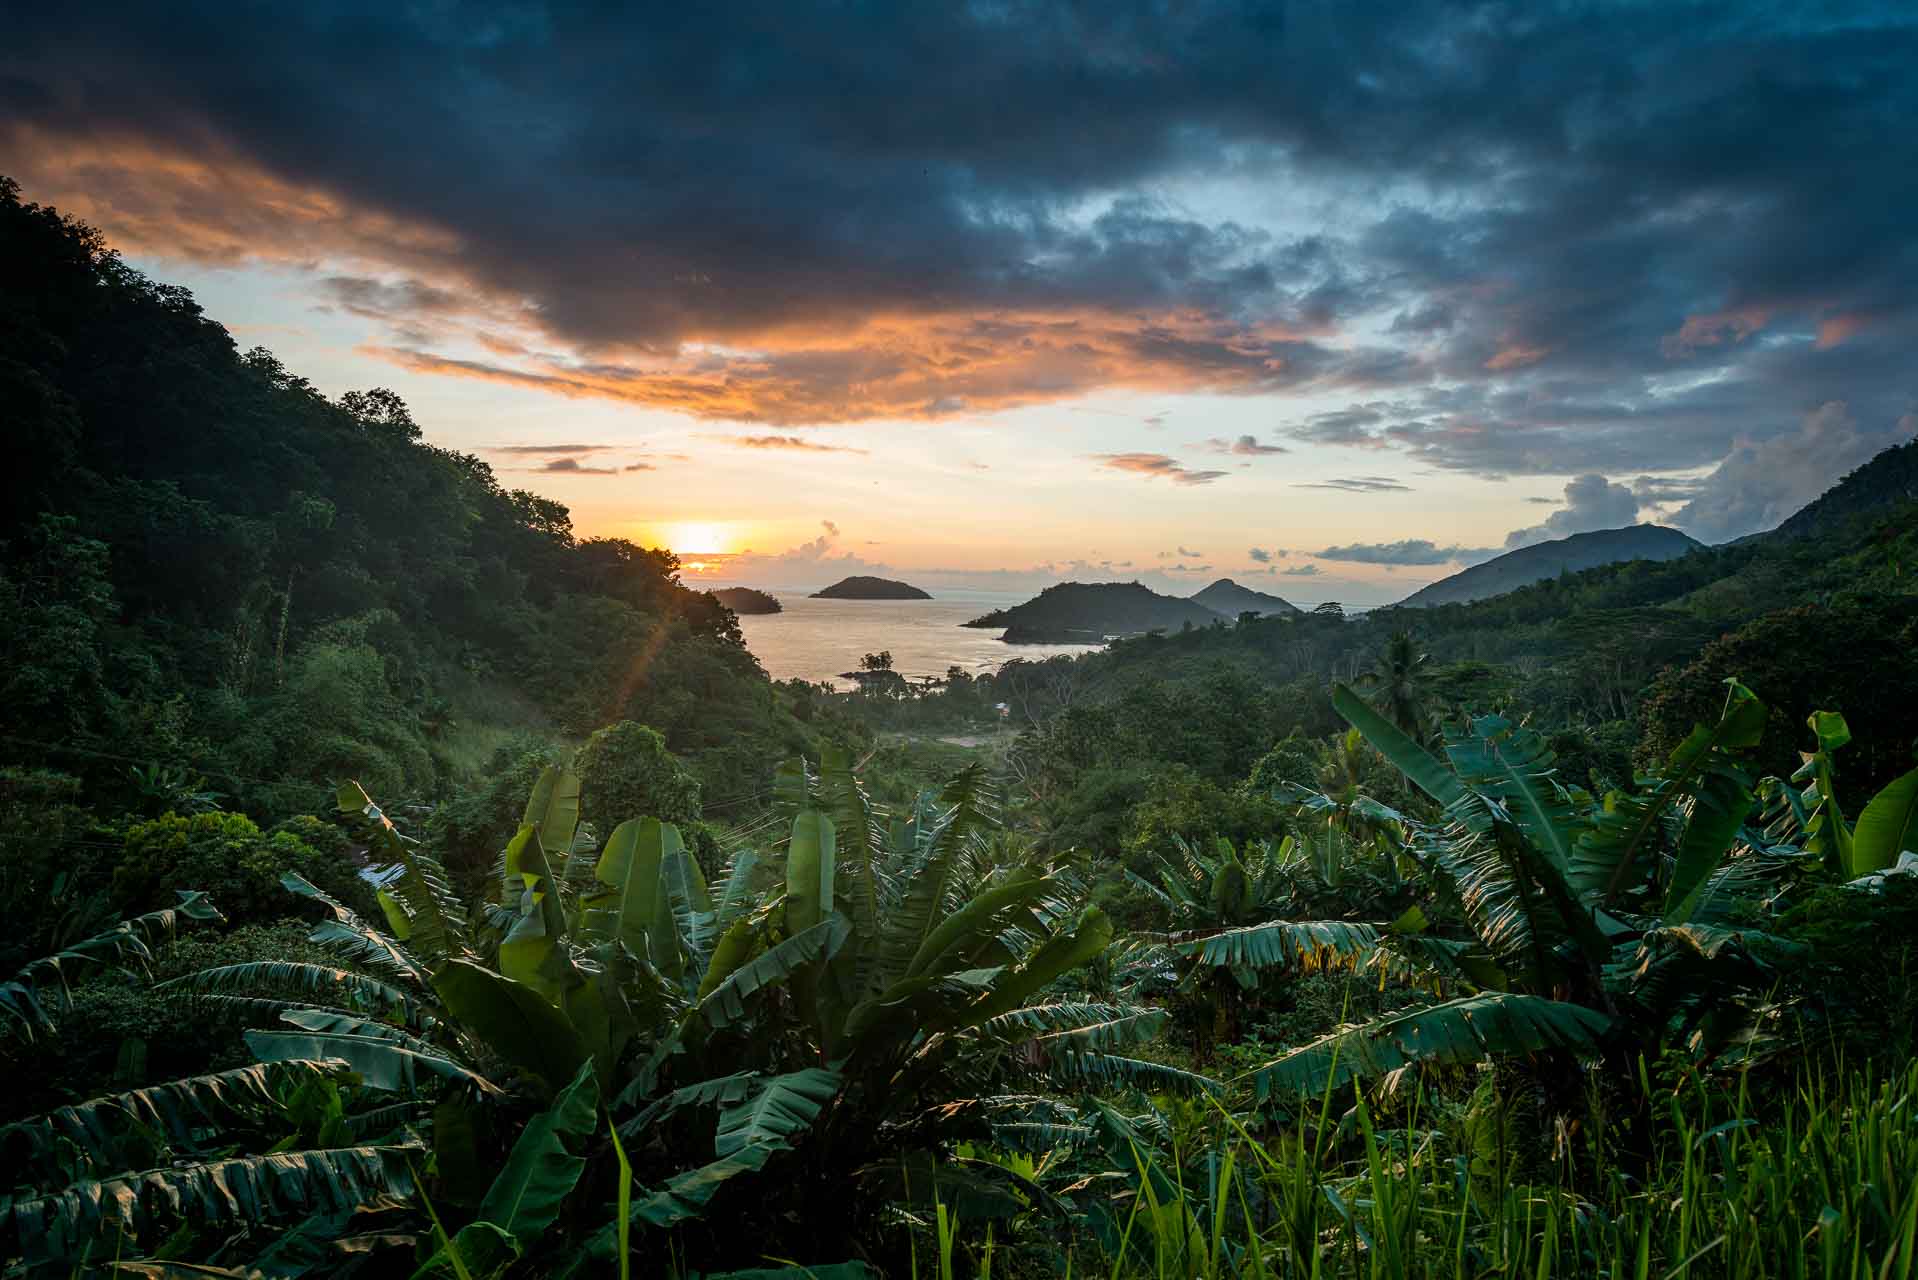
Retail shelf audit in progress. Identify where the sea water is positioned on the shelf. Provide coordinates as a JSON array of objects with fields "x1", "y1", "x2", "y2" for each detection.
[{"x1": 728, "y1": 589, "x2": 1100, "y2": 686}]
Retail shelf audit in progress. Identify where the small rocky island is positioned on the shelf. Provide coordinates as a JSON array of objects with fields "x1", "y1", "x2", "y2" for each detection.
[
  {"x1": 710, "y1": 586, "x2": 782, "y2": 614},
  {"x1": 810, "y1": 575, "x2": 932, "y2": 600}
]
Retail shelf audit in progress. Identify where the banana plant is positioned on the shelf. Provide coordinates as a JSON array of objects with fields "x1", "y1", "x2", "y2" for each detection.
[
  {"x1": 1241, "y1": 679, "x2": 1795, "y2": 1107},
  {"x1": 1761, "y1": 709, "x2": 1918, "y2": 879}
]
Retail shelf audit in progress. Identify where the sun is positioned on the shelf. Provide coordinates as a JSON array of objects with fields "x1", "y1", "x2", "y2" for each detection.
[{"x1": 669, "y1": 522, "x2": 727, "y2": 556}]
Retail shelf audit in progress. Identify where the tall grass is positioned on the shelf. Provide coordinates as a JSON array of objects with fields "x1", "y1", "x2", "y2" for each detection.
[{"x1": 903, "y1": 1060, "x2": 1918, "y2": 1280}]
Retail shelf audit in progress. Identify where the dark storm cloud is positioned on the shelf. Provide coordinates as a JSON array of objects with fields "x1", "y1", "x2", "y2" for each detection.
[{"x1": 3, "y1": 0, "x2": 1914, "y2": 476}]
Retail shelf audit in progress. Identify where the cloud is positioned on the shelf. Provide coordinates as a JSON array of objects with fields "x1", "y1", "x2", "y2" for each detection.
[
  {"x1": 1503, "y1": 473, "x2": 1642, "y2": 549},
  {"x1": 1197, "y1": 434, "x2": 1289, "y2": 456},
  {"x1": 623, "y1": 462, "x2": 654, "y2": 472},
  {"x1": 529, "y1": 457, "x2": 620, "y2": 475},
  {"x1": 1178, "y1": 545, "x2": 1203, "y2": 557},
  {"x1": 1295, "y1": 476, "x2": 1411, "y2": 493},
  {"x1": 1281, "y1": 564, "x2": 1322, "y2": 576},
  {"x1": 6, "y1": 1, "x2": 1916, "y2": 461},
  {"x1": 1673, "y1": 402, "x2": 1918, "y2": 542},
  {"x1": 1315, "y1": 540, "x2": 1497, "y2": 566},
  {"x1": 489, "y1": 443, "x2": 618, "y2": 455},
  {"x1": 1094, "y1": 454, "x2": 1229, "y2": 486},
  {"x1": 821, "y1": 520, "x2": 840, "y2": 537},
  {"x1": 714, "y1": 435, "x2": 868, "y2": 454},
  {"x1": 1247, "y1": 547, "x2": 1272, "y2": 563}
]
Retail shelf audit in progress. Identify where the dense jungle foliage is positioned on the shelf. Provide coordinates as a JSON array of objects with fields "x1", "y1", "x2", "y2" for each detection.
[{"x1": 6, "y1": 178, "x2": 1918, "y2": 1278}]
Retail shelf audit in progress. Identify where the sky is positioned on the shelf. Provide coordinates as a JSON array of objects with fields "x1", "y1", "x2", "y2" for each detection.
[{"x1": 4, "y1": 1, "x2": 1914, "y2": 604}]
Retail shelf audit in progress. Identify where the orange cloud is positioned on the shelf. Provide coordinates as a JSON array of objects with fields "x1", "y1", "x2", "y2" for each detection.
[
  {"x1": 1815, "y1": 312, "x2": 1870, "y2": 349},
  {"x1": 1092, "y1": 453, "x2": 1228, "y2": 485},
  {"x1": 1484, "y1": 342, "x2": 1549, "y2": 371},
  {"x1": 1662, "y1": 306, "x2": 1772, "y2": 356},
  {"x1": 8, "y1": 126, "x2": 1413, "y2": 425}
]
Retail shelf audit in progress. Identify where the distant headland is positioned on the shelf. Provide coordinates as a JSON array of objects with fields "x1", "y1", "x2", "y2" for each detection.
[
  {"x1": 810, "y1": 575, "x2": 933, "y2": 600},
  {"x1": 710, "y1": 586, "x2": 782, "y2": 614}
]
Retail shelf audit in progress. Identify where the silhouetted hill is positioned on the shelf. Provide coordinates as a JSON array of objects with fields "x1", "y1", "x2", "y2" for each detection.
[
  {"x1": 1770, "y1": 438, "x2": 1918, "y2": 541},
  {"x1": 1397, "y1": 526, "x2": 1703, "y2": 607},
  {"x1": 810, "y1": 576, "x2": 931, "y2": 599},
  {"x1": 965, "y1": 581, "x2": 1220, "y2": 642},
  {"x1": 1191, "y1": 579, "x2": 1300, "y2": 617},
  {"x1": 711, "y1": 587, "x2": 782, "y2": 614}
]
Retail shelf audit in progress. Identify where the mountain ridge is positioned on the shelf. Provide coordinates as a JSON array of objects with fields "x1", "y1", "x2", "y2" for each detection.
[
  {"x1": 1191, "y1": 578, "x2": 1301, "y2": 617},
  {"x1": 1395, "y1": 525, "x2": 1704, "y2": 608}
]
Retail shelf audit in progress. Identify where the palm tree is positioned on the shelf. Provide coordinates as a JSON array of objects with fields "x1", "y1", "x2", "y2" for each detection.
[{"x1": 1358, "y1": 629, "x2": 1430, "y2": 739}]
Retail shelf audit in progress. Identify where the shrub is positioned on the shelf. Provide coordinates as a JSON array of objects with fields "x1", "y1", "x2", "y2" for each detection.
[
  {"x1": 572, "y1": 720, "x2": 702, "y2": 831},
  {"x1": 112, "y1": 810, "x2": 367, "y2": 925}
]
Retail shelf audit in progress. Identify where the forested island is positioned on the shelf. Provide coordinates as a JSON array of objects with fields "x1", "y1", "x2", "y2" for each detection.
[
  {"x1": 809, "y1": 575, "x2": 931, "y2": 599},
  {"x1": 6, "y1": 174, "x2": 1918, "y2": 1280},
  {"x1": 965, "y1": 580, "x2": 1219, "y2": 641},
  {"x1": 709, "y1": 585, "x2": 782, "y2": 614}
]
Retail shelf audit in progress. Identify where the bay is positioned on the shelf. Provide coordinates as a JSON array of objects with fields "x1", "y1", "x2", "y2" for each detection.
[{"x1": 729, "y1": 589, "x2": 1101, "y2": 686}]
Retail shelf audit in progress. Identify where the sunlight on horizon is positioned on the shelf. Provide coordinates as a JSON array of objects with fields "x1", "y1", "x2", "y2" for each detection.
[{"x1": 667, "y1": 522, "x2": 729, "y2": 556}]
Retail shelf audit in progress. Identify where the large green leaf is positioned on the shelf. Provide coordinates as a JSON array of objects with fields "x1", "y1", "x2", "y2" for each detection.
[
  {"x1": 499, "y1": 825, "x2": 575, "y2": 999},
  {"x1": 903, "y1": 868, "x2": 1053, "y2": 980},
  {"x1": 338, "y1": 781, "x2": 470, "y2": 964},
  {"x1": 2, "y1": 1060, "x2": 350, "y2": 1183},
  {"x1": 1444, "y1": 716, "x2": 1584, "y2": 869},
  {"x1": 1246, "y1": 993, "x2": 1612, "y2": 1106},
  {"x1": 712, "y1": 1067, "x2": 841, "y2": 1158},
  {"x1": 1573, "y1": 680, "x2": 1764, "y2": 904},
  {"x1": 784, "y1": 811, "x2": 837, "y2": 935},
  {"x1": 281, "y1": 873, "x2": 429, "y2": 989},
  {"x1": 956, "y1": 907, "x2": 1113, "y2": 1030},
  {"x1": 476, "y1": 1060, "x2": 599, "y2": 1244},
  {"x1": 606, "y1": 1069, "x2": 843, "y2": 1238},
  {"x1": 1331, "y1": 682, "x2": 1472, "y2": 817},
  {"x1": 1851, "y1": 767, "x2": 1918, "y2": 877},
  {"x1": 3, "y1": 1144, "x2": 421, "y2": 1265},
  {"x1": 521, "y1": 765, "x2": 582, "y2": 868},
  {"x1": 1174, "y1": 920, "x2": 1382, "y2": 972},
  {"x1": 976, "y1": 1002, "x2": 1167, "y2": 1052},
  {"x1": 1662, "y1": 769, "x2": 1755, "y2": 923},
  {"x1": 432, "y1": 960, "x2": 588, "y2": 1096},
  {"x1": 161, "y1": 962, "x2": 426, "y2": 1025},
  {"x1": 687, "y1": 915, "x2": 852, "y2": 1035},
  {"x1": 245, "y1": 1029, "x2": 492, "y2": 1094},
  {"x1": 584, "y1": 818, "x2": 683, "y2": 977}
]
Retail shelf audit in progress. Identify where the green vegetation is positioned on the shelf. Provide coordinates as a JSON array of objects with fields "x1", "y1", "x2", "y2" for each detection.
[
  {"x1": 810, "y1": 576, "x2": 933, "y2": 600},
  {"x1": 7, "y1": 176, "x2": 1918, "y2": 1278}
]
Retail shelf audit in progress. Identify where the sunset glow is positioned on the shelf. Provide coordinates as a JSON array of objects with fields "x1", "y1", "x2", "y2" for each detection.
[{"x1": 669, "y1": 523, "x2": 728, "y2": 556}]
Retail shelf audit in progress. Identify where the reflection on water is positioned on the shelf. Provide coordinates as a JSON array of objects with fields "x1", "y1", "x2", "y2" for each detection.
[{"x1": 729, "y1": 590, "x2": 1100, "y2": 685}]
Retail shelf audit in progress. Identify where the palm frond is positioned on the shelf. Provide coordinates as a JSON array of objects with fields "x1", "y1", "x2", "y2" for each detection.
[
  {"x1": 1246, "y1": 993, "x2": 1612, "y2": 1107},
  {"x1": 4, "y1": 1143, "x2": 422, "y2": 1265},
  {"x1": 1, "y1": 1059, "x2": 351, "y2": 1182},
  {"x1": 3, "y1": 893, "x2": 224, "y2": 1038},
  {"x1": 1174, "y1": 920, "x2": 1383, "y2": 972}
]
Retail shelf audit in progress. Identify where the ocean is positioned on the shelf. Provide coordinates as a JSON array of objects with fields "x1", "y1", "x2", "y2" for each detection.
[{"x1": 729, "y1": 589, "x2": 1101, "y2": 686}]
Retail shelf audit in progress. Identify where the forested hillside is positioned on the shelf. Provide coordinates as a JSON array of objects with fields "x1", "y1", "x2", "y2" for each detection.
[{"x1": 0, "y1": 177, "x2": 834, "y2": 821}]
